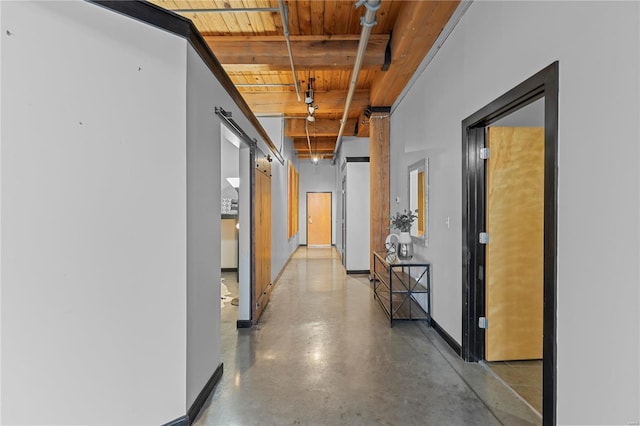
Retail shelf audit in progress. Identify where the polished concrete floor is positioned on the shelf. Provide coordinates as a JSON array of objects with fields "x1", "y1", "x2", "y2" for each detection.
[
  {"x1": 196, "y1": 247, "x2": 541, "y2": 425},
  {"x1": 486, "y1": 360, "x2": 543, "y2": 415}
]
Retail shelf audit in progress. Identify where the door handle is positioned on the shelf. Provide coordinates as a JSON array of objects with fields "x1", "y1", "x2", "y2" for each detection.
[{"x1": 308, "y1": 216, "x2": 313, "y2": 224}]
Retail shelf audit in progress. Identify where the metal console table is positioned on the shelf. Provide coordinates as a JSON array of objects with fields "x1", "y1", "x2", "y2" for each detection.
[{"x1": 372, "y1": 251, "x2": 431, "y2": 327}]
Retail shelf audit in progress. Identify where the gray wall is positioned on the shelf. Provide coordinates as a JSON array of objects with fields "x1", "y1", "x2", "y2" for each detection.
[
  {"x1": 0, "y1": 2, "x2": 276, "y2": 424},
  {"x1": 334, "y1": 137, "x2": 370, "y2": 257},
  {"x1": 345, "y1": 162, "x2": 370, "y2": 271},
  {"x1": 1, "y1": 2, "x2": 188, "y2": 423},
  {"x1": 186, "y1": 44, "x2": 223, "y2": 411},
  {"x1": 389, "y1": 1, "x2": 639, "y2": 423},
  {"x1": 258, "y1": 117, "x2": 300, "y2": 282}
]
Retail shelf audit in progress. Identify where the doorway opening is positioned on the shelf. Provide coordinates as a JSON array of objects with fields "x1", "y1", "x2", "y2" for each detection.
[
  {"x1": 219, "y1": 123, "x2": 245, "y2": 330},
  {"x1": 462, "y1": 62, "x2": 558, "y2": 425}
]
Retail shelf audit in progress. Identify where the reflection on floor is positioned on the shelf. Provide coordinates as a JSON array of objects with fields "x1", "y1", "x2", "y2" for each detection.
[
  {"x1": 197, "y1": 247, "x2": 541, "y2": 425},
  {"x1": 486, "y1": 360, "x2": 543, "y2": 415}
]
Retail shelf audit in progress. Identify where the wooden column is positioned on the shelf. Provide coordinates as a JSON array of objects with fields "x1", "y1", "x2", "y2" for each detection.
[{"x1": 369, "y1": 108, "x2": 391, "y2": 275}]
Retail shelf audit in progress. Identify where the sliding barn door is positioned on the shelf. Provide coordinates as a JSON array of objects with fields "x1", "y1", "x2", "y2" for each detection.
[{"x1": 254, "y1": 157, "x2": 272, "y2": 322}]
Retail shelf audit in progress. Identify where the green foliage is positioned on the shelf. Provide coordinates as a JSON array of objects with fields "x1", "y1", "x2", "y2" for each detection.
[{"x1": 390, "y1": 209, "x2": 418, "y2": 232}]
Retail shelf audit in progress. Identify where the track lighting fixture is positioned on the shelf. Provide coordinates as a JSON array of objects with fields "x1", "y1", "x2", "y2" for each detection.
[
  {"x1": 304, "y1": 77, "x2": 315, "y2": 105},
  {"x1": 304, "y1": 77, "x2": 318, "y2": 122}
]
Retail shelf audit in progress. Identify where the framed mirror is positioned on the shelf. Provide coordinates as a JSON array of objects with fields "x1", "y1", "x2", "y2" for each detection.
[{"x1": 408, "y1": 158, "x2": 428, "y2": 246}]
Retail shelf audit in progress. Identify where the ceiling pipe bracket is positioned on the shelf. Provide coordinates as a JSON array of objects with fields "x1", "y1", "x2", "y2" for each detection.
[{"x1": 360, "y1": 16, "x2": 377, "y2": 28}]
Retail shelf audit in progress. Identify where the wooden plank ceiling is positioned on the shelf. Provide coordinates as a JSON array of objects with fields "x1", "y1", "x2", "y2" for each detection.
[{"x1": 150, "y1": 0, "x2": 459, "y2": 160}]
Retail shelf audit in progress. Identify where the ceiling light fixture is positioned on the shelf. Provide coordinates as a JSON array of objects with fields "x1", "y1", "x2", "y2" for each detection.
[
  {"x1": 304, "y1": 76, "x2": 319, "y2": 122},
  {"x1": 304, "y1": 77, "x2": 314, "y2": 105}
]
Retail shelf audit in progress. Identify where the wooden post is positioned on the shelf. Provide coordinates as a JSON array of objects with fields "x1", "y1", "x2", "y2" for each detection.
[{"x1": 369, "y1": 108, "x2": 391, "y2": 275}]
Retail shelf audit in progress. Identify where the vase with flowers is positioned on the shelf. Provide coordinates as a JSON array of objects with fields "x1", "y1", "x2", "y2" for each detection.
[{"x1": 388, "y1": 209, "x2": 418, "y2": 260}]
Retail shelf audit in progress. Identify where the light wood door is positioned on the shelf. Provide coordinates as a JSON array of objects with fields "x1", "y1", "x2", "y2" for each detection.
[
  {"x1": 254, "y1": 158, "x2": 271, "y2": 322},
  {"x1": 307, "y1": 192, "x2": 331, "y2": 246},
  {"x1": 485, "y1": 127, "x2": 544, "y2": 361}
]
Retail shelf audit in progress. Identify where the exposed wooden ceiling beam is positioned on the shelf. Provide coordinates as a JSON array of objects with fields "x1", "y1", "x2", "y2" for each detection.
[
  {"x1": 285, "y1": 118, "x2": 358, "y2": 137},
  {"x1": 241, "y1": 90, "x2": 369, "y2": 115},
  {"x1": 293, "y1": 138, "x2": 337, "y2": 153},
  {"x1": 296, "y1": 153, "x2": 333, "y2": 160},
  {"x1": 203, "y1": 34, "x2": 389, "y2": 71},
  {"x1": 370, "y1": 1, "x2": 460, "y2": 106}
]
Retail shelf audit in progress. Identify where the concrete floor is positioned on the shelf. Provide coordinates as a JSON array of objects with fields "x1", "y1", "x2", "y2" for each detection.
[
  {"x1": 486, "y1": 360, "x2": 543, "y2": 415},
  {"x1": 195, "y1": 247, "x2": 541, "y2": 425}
]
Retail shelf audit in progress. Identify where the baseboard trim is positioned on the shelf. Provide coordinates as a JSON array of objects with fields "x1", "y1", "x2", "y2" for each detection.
[
  {"x1": 186, "y1": 363, "x2": 224, "y2": 424},
  {"x1": 431, "y1": 319, "x2": 462, "y2": 356},
  {"x1": 162, "y1": 415, "x2": 189, "y2": 426},
  {"x1": 237, "y1": 320, "x2": 252, "y2": 328},
  {"x1": 346, "y1": 270, "x2": 370, "y2": 275},
  {"x1": 221, "y1": 267, "x2": 238, "y2": 272}
]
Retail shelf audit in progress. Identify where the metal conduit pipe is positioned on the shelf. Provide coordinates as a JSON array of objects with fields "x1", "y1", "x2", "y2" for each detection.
[
  {"x1": 279, "y1": 0, "x2": 302, "y2": 102},
  {"x1": 332, "y1": 0, "x2": 381, "y2": 160}
]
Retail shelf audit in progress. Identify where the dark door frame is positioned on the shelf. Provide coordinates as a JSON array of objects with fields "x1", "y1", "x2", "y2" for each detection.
[
  {"x1": 461, "y1": 62, "x2": 558, "y2": 425},
  {"x1": 306, "y1": 191, "x2": 333, "y2": 246}
]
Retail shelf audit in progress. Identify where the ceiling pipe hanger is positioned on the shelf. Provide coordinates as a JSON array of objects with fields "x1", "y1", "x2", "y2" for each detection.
[{"x1": 332, "y1": 0, "x2": 381, "y2": 161}]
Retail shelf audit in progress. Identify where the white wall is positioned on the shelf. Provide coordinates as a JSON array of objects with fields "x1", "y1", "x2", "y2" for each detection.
[
  {"x1": 258, "y1": 117, "x2": 299, "y2": 282},
  {"x1": 299, "y1": 160, "x2": 336, "y2": 245},
  {"x1": 1, "y1": 2, "x2": 188, "y2": 424},
  {"x1": 390, "y1": 1, "x2": 639, "y2": 424}
]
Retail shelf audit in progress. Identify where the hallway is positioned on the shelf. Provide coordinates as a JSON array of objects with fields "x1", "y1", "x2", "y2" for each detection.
[{"x1": 196, "y1": 248, "x2": 541, "y2": 425}]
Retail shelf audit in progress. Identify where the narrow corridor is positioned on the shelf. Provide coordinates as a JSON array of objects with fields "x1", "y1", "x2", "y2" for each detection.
[{"x1": 195, "y1": 248, "x2": 541, "y2": 425}]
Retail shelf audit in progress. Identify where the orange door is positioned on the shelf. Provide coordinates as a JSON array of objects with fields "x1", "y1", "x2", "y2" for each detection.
[
  {"x1": 485, "y1": 127, "x2": 544, "y2": 361},
  {"x1": 307, "y1": 192, "x2": 331, "y2": 246}
]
